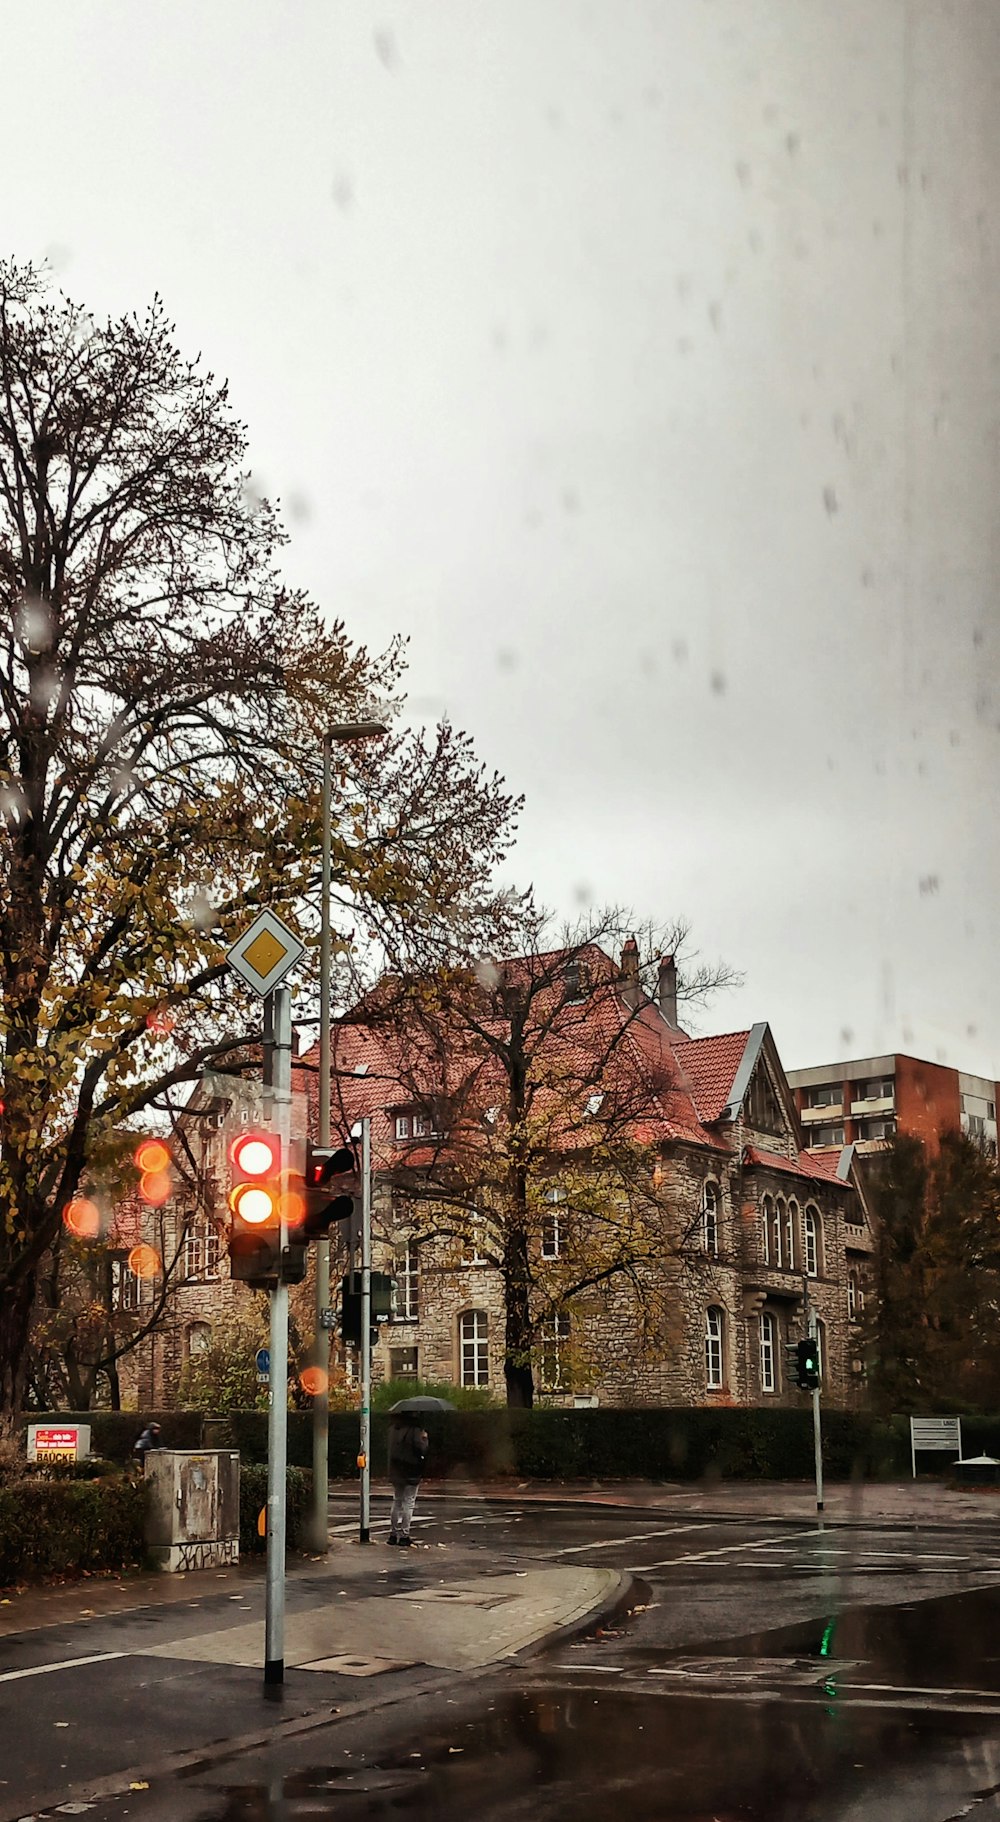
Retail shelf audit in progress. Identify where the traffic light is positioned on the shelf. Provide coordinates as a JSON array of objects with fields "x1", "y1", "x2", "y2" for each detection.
[
  {"x1": 228, "y1": 1129, "x2": 283, "y2": 1288},
  {"x1": 793, "y1": 1336, "x2": 821, "y2": 1391},
  {"x1": 340, "y1": 1272, "x2": 396, "y2": 1346},
  {"x1": 302, "y1": 1141, "x2": 359, "y2": 1239}
]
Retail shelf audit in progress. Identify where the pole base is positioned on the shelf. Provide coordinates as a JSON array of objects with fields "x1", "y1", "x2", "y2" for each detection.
[{"x1": 264, "y1": 1659, "x2": 284, "y2": 1689}]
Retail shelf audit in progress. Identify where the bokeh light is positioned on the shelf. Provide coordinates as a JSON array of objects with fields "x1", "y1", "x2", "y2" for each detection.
[
  {"x1": 139, "y1": 1170, "x2": 172, "y2": 1206},
  {"x1": 63, "y1": 1197, "x2": 101, "y2": 1239},
  {"x1": 134, "y1": 1138, "x2": 170, "y2": 1174},
  {"x1": 281, "y1": 1187, "x2": 306, "y2": 1227},
  {"x1": 127, "y1": 1244, "x2": 162, "y2": 1280},
  {"x1": 298, "y1": 1366, "x2": 328, "y2": 1398}
]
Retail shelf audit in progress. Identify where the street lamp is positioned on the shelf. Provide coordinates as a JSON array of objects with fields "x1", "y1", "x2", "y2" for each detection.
[{"x1": 310, "y1": 717, "x2": 388, "y2": 1554}]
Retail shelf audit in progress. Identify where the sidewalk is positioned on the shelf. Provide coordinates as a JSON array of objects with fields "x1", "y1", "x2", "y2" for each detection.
[{"x1": 0, "y1": 1536, "x2": 626, "y2": 1822}]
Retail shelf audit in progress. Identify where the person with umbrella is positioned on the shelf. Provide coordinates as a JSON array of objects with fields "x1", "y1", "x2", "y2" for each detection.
[{"x1": 386, "y1": 1396, "x2": 452, "y2": 1546}]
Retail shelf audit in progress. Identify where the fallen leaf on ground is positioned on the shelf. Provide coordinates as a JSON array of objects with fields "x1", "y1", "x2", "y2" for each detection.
[{"x1": 130, "y1": 1780, "x2": 150, "y2": 1789}]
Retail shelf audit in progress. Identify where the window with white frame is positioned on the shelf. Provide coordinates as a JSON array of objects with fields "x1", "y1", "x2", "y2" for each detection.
[
  {"x1": 847, "y1": 1269, "x2": 864, "y2": 1321},
  {"x1": 804, "y1": 1205, "x2": 821, "y2": 1277},
  {"x1": 541, "y1": 1211, "x2": 562, "y2": 1259},
  {"x1": 393, "y1": 1239, "x2": 420, "y2": 1321},
  {"x1": 462, "y1": 1217, "x2": 489, "y2": 1265},
  {"x1": 705, "y1": 1307, "x2": 724, "y2": 1390},
  {"x1": 759, "y1": 1311, "x2": 776, "y2": 1392},
  {"x1": 775, "y1": 1197, "x2": 787, "y2": 1270},
  {"x1": 761, "y1": 1195, "x2": 772, "y2": 1265},
  {"x1": 539, "y1": 1312, "x2": 571, "y2": 1389},
  {"x1": 460, "y1": 1310, "x2": 489, "y2": 1386},
  {"x1": 394, "y1": 1113, "x2": 411, "y2": 1141},
  {"x1": 702, "y1": 1181, "x2": 720, "y2": 1256},
  {"x1": 770, "y1": 1199, "x2": 784, "y2": 1270},
  {"x1": 184, "y1": 1219, "x2": 220, "y2": 1281},
  {"x1": 111, "y1": 1256, "x2": 141, "y2": 1312},
  {"x1": 785, "y1": 1199, "x2": 797, "y2": 1271}
]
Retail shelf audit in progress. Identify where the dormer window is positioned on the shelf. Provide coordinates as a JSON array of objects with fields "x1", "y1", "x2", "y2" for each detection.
[{"x1": 393, "y1": 1106, "x2": 442, "y2": 1143}]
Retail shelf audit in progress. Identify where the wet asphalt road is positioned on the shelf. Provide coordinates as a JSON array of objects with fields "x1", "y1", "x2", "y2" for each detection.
[{"x1": 16, "y1": 1492, "x2": 1000, "y2": 1821}]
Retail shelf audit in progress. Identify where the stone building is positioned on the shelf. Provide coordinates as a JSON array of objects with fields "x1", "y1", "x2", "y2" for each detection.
[
  {"x1": 313, "y1": 944, "x2": 875, "y2": 1410},
  {"x1": 121, "y1": 944, "x2": 874, "y2": 1411}
]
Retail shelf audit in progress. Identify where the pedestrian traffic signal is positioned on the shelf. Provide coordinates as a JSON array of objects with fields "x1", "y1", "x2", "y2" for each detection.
[
  {"x1": 302, "y1": 1141, "x2": 359, "y2": 1238},
  {"x1": 228, "y1": 1129, "x2": 282, "y2": 1287},
  {"x1": 796, "y1": 1336, "x2": 821, "y2": 1391},
  {"x1": 340, "y1": 1272, "x2": 396, "y2": 1346}
]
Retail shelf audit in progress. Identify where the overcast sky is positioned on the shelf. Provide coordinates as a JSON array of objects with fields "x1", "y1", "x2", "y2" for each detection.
[{"x1": 2, "y1": 2, "x2": 998, "y2": 1078}]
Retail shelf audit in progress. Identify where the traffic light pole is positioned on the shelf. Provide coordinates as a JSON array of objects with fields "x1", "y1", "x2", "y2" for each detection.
[
  {"x1": 263, "y1": 986, "x2": 292, "y2": 1687},
  {"x1": 809, "y1": 1305, "x2": 824, "y2": 1514},
  {"x1": 797, "y1": 1282, "x2": 823, "y2": 1523},
  {"x1": 359, "y1": 1115, "x2": 372, "y2": 1544},
  {"x1": 309, "y1": 733, "x2": 334, "y2": 1556}
]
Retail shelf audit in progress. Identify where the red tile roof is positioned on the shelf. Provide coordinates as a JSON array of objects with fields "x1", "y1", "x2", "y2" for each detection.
[
  {"x1": 667, "y1": 1030, "x2": 752, "y2": 1123},
  {"x1": 742, "y1": 1145, "x2": 850, "y2": 1187}
]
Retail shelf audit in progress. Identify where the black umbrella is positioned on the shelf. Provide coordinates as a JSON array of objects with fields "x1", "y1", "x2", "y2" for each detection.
[{"x1": 389, "y1": 1395, "x2": 456, "y2": 1414}]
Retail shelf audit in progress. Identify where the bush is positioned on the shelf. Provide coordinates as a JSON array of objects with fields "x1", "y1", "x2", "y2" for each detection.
[
  {"x1": 372, "y1": 1377, "x2": 497, "y2": 1412},
  {"x1": 0, "y1": 1474, "x2": 146, "y2": 1586},
  {"x1": 239, "y1": 1464, "x2": 311, "y2": 1555}
]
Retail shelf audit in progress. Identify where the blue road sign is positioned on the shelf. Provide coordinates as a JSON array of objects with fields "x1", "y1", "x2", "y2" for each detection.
[{"x1": 255, "y1": 1347, "x2": 270, "y2": 1375}]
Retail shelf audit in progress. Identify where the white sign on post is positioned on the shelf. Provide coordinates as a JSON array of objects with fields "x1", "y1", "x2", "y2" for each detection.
[
  {"x1": 910, "y1": 1415, "x2": 962, "y2": 1477},
  {"x1": 226, "y1": 911, "x2": 304, "y2": 999}
]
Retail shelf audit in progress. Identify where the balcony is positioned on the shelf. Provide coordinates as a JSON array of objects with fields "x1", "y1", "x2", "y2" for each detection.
[
  {"x1": 851, "y1": 1095, "x2": 894, "y2": 1117},
  {"x1": 801, "y1": 1101, "x2": 843, "y2": 1122}
]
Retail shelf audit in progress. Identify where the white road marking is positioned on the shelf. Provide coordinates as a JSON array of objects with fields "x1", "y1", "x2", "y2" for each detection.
[
  {"x1": 0, "y1": 1651, "x2": 125, "y2": 1684},
  {"x1": 554, "y1": 1524, "x2": 707, "y2": 1558},
  {"x1": 632, "y1": 1527, "x2": 820, "y2": 1571}
]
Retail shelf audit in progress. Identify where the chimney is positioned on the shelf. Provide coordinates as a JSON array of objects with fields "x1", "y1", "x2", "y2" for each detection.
[
  {"x1": 619, "y1": 935, "x2": 641, "y2": 1010},
  {"x1": 657, "y1": 954, "x2": 678, "y2": 1027}
]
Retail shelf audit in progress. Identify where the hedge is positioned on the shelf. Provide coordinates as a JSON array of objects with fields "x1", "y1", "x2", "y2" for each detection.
[
  {"x1": 0, "y1": 1475, "x2": 147, "y2": 1585},
  {"x1": 238, "y1": 1465, "x2": 311, "y2": 1555},
  {"x1": 21, "y1": 1406, "x2": 938, "y2": 1484}
]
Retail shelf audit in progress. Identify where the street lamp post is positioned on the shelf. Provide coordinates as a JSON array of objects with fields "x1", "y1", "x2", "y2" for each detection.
[{"x1": 310, "y1": 717, "x2": 387, "y2": 1555}]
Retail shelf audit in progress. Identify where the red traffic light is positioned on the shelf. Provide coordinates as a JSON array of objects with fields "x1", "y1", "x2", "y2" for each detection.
[
  {"x1": 229, "y1": 1130, "x2": 282, "y2": 1228},
  {"x1": 229, "y1": 1130, "x2": 280, "y2": 1179}
]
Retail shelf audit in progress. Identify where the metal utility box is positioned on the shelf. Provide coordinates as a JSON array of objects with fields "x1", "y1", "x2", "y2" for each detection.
[{"x1": 144, "y1": 1450, "x2": 240, "y2": 1572}]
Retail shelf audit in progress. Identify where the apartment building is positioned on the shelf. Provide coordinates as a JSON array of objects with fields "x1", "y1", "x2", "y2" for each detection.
[{"x1": 788, "y1": 1053, "x2": 999, "y2": 1157}]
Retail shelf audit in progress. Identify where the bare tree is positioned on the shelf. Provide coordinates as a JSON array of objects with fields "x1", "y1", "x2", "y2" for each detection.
[{"x1": 333, "y1": 909, "x2": 737, "y2": 1406}]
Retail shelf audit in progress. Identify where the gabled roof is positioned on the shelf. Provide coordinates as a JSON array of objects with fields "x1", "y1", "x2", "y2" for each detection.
[{"x1": 666, "y1": 1029, "x2": 753, "y2": 1124}]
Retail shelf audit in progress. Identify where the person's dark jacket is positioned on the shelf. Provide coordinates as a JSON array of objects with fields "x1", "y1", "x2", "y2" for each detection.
[
  {"x1": 133, "y1": 1425, "x2": 162, "y2": 1462},
  {"x1": 387, "y1": 1419, "x2": 429, "y2": 1485}
]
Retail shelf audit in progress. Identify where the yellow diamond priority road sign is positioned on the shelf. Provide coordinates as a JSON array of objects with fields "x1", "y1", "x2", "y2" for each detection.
[{"x1": 226, "y1": 910, "x2": 305, "y2": 998}]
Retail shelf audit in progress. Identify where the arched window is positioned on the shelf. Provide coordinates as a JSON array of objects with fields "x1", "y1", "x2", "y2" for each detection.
[
  {"x1": 804, "y1": 1205, "x2": 821, "y2": 1278},
  {"x1": 759, "y1": 1311, "x2": 776, "y2": 1393},
  {"x1": 761, "y1": 1196, "x2": 773, "y2": 1266},
  {"x1": 847, "y1": 1270, "x2": 859, "y2": 1322},
  {"x1": 460, "y1": 1310, "x2": 489, "y2": 1386},
  {"x1": 705, "y1": 1307, "x2": 725, "y2": 1390},
  {"x1": 771, "y1": 1198, "x2": 783, "y2": 1270},
  {"x1": 702, "y1": 1181, "x2": 720, "y2": 1256},
  {"x1": 785, "y1": 1200, "x2": 797, "y2": 1272}
]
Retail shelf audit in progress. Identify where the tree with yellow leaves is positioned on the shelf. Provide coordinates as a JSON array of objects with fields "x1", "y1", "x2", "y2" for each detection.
[{"x1": 0, "y1": 264, "x2": 522, "y2": 1421}]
